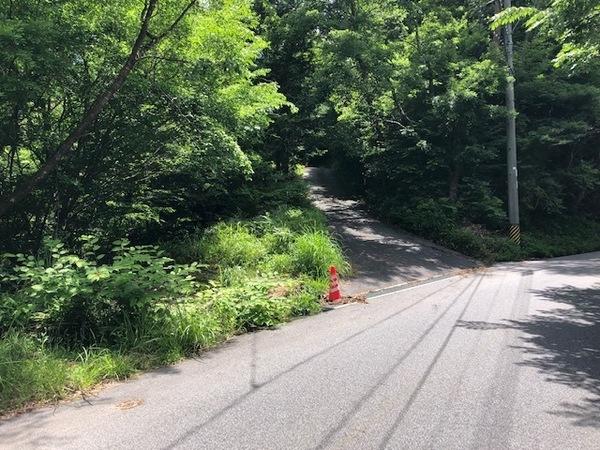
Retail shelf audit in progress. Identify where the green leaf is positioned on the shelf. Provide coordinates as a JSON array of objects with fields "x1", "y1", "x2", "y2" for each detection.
[{"x1": 490, "y1": 7, "x2": 539, "y2": 30}]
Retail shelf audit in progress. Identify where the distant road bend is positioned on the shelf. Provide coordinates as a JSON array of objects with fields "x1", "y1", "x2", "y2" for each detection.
[{"x1": 304, "y1": 167, "x2": 477, "y2": 295}]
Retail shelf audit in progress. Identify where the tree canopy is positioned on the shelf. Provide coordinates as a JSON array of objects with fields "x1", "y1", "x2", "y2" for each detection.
[
  {"x1": 1, "y1": 0, "x2": 599, "y2": 254},
  {"x1": 256, "y1": 0, "x2": 600, "y2": 241},
  {"x1": 1, "y1": 0, "x2": 286, "y2": 249}
]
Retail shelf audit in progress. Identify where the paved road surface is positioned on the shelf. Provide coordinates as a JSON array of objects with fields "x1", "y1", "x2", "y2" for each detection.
[
  {"x1": 2, "y1": 252, "x2": 600, "y2": 449},
  {"x1": 304, "y1": 167, "x2": 476, "y2": 295}
]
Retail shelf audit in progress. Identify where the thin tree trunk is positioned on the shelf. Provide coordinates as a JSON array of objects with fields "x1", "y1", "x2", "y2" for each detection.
[
  {"x1": 0, "y1": 0, "x2": 197, "y2": 218},
  {"x1": 0, "y1": 0, "x2": 158, "y2": 217},
  {"x1": 448, "y1": 166, "x2": 462, "y2": 202}
]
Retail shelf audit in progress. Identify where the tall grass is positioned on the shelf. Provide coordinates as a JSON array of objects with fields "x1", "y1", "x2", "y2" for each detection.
[
  {"x1": 0, "y1": 205, "x2": 350, "y2": 414},
  {"x1": 168, "y1": 206, "x2": 349, "y2": 279},
  {"x1": 200, "y1": 223, "x2": 268, "y2": 267},
  {"x1": 0, "y1": 334, "x2": 135, "y2": 412},
  {"x1": 289, "y1": 231, "x2": 350, "y2": 278}
]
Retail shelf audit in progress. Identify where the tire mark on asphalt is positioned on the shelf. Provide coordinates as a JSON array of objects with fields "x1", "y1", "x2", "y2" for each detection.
[
  {"x1": 473, "y1": 270, "x2": 533, "y2": 450},
  {"x1": 164, "y1": 277, "x2": 465, "y2": 449},
  {"x1": 429, "y1": 272, "x2": 509, "y2": 444},
  {"x1": 378, "y1": 274, "x2": 487, "y2": 449},
  {"x1": 314, "y1": 275, "x2": 482, "y2": 450}
]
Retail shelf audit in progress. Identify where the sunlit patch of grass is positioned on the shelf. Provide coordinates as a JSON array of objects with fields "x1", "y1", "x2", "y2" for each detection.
[
  {"x1": 0, "y1": 334, "x2": 137, "y2": 412},
  {"x1": 199, "y1": 223, "x2": 267, "y2": 268},
  {"x1": 289, "y1": 231, "x2": 350, "y2": 278}
]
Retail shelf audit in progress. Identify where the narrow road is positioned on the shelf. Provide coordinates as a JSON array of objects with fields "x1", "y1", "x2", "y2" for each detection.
[
  {"x1": 304, "y1": 167, "x2": 476, "y2": 295},
  {"x1": 2, "y1": 253, "x2": 600, "y2": 449}
]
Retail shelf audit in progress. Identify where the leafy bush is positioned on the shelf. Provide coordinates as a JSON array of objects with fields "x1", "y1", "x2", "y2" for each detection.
[
  {"x1": 0, "y1": 236, "x2": 198, "y2": 345},
  {"x1": 0, "y1": 203, "x2": 349, "y2": 413},
  {"x1": 388, "y1": 198, "x2": 458, "y2": 238},
  {"x1": 235, "y1": 297, "x2": 290, "y2": 329},
  {"x1": 521, "y1": 217, "x2": 600, "y2": 258},
  {"x1": 288, "y1": 291, "x2": 323, "y2": 317},
  {"x1": 442, "y1": 227, "x2": 522, "y2": 262},
  {"x1": 198, "y1": 277, "x2": 323, "y2": 331},
  {"x1": 0, "y1": 273, "x2": 325, "y2": 412}
]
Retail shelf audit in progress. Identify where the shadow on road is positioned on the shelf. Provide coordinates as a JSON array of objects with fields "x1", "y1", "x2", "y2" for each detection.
[
  {"x1": 305, "y1": 167, "x2": 476, "y2": 294},
  {"x1": 458, "y1": 282, "x2": 600, "y2": 428},
  {"x1": 495, "y1": 254, "x2": 600, "y2": 278},
  {"x1": 514, "y1": 284, "x2": 600, "y2": 428},
  {"x1": 162, "y1": 278, "x2": 465, "y2": 449}
]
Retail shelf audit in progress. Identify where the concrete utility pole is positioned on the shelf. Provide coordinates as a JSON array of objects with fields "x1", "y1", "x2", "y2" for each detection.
[{"x1": 503, "y1": 0, "x2": 521, "y2": 244}]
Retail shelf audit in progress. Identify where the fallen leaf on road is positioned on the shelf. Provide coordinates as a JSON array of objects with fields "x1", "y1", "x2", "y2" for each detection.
[{"x1": 116, "y1": 399, "x2": 144, "y2": 410}]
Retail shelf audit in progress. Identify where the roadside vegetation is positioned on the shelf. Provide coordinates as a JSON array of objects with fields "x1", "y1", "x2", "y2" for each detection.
[
  {"x1": 0, "y1": 191, "x2": 349, "y2": 413},
  {"x1": 376, "y1": 203, "x2": 600, "y2": 263}
]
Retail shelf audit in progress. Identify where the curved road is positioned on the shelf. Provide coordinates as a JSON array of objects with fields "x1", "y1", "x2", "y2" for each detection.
[
  {"x1": 2, "y1": 253, "x2": 600, "y2": 449},
  {"x1": 304, "y1": 167, "x2": 476, "y2": 295}
]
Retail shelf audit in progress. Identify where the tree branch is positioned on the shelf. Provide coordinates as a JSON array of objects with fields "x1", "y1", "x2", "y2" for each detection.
[
  {"x1": 146, "y1": 0, "x2": 198, "y2": 49},
  {"x1": 0, "y1": 0, "x2": 161, "y2": 217}
]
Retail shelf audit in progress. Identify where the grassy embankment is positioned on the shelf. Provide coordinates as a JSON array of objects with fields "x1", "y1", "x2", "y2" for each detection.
[
  {"x1": 0, "y1": 189, "x2": 349, "y2": 414},
  {"x1": 426, "y1": 218, "x2": 600, "y2": 263}
]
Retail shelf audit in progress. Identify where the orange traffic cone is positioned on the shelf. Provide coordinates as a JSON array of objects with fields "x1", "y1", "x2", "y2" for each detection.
[{"x1": 328, "y1": 266, "x2": 342, "y2": 303}]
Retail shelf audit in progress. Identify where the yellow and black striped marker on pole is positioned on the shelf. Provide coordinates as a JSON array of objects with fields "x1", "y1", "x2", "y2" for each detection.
[{"x1": 509, "y1": 224, "x2": 521, "y2": 245}]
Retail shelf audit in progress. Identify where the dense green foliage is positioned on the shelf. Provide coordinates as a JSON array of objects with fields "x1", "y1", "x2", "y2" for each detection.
[
  {"x1": 0, "y1": 203, "x2": 346, "y2": 411},
  {"x1": 0, "y1": 0, "x2": 288, "y2": 249},
  {"x1": 0, "y1": 1, "x2": 352, "y2": 413},
  {"x1": 256, "y1": 0, "x2": 600, "y2": 258}
]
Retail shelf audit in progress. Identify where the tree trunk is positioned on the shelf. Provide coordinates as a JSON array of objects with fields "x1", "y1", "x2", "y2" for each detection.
[
  {"x1": 0, "y1": 0, "x2": 198, "y2": 218},
  {"x1": 448, "y1": 166, "x2": 462, "y2": 202}
]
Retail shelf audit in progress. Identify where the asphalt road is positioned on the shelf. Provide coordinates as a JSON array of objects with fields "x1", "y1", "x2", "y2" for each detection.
[
  {"x1": 2, "y1": 252, "x2": 600, "y2": 449},
  {"x1": 304, "y1": 167, "x2": 476, "y2": 295}
]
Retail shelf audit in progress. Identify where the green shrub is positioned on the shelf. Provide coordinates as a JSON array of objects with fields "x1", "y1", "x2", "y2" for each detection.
[
  {"x1": 442, "y1": 227, "x2": 522, "y2": 262},
  {"x1": 289, "y1": 231, "x2": 349, "y2": 278},
  {"x1": 217, "y1": 266, "x2": 254, "y2": 287},
  {"x1": 216, "y1": 279, "x2": 292, "y2": 330},
  {"x1": 288, "y1": 291, "x2": 322, "y2": 316},
  {"x1": 519, "y1": 217, "x2": 600, "y2": 259},
  {"x1": 234, "y1": 297, "x2": 290, "y2": 330},
  {"x1": 442, "y1": 227, "x2": 485, "y2": 257},
  {"x1": 483, "y1": 235, "x2": 523, "y2": 261},
  {"x1": 389, "y1": 198, "x2": 458, "y2": 238},
  {"x1": 199, "y1": 223, "x2": 267, "y2": 268},
  {"x1": 195, "y1": 277, "x2": 323, "y2": 331},
  {"x1": 164, "y1": 229, "x2": 205, "y2": 263},
  {"x1": 0, "y1": 206, "x2": 348, "y2": 413},
  {"x1": 0, "y1": 236, "x2": 198, "y2": 345},
  {"x1": 246, "y1": 172, "x2": 312, "y2": 213}
]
